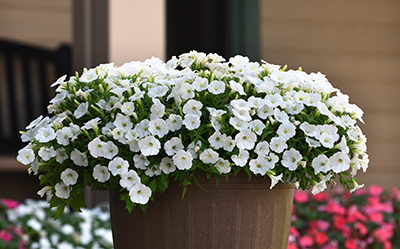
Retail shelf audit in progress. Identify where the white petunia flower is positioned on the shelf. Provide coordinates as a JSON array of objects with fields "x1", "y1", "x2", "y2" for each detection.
[
  {"x1": 264, "y1": 93, "x2": 283, "y2": 108},
  {"x1": 79, "y1": 68, "x2": 98, "y2": 82},
  {"x1": 173, "y1": 150, "x2": 193, "y2": 170},
  {"x1": 299, "y1": 122, "x2": 315, "y2": 136},
  {"x1": 120, "y1": 170, "x2": 141, "y2": 190},
  {"x1": 208, "y1": 131, "x2": 226, "y2": 149},
  {"x1": 183, "y1": 99, "x2": 203, "y2": 116},
  {"x1": 277, "y1": 122, "x2": 296, "y2": 140},
  {"x1": 229, "y1": 80, "x2": 246, "y2": 95},
  {"x1": 35, "y1": 127, "x2": 56, "y2": 143},
  {"x1": 38, "y1": 146, "x2": 56, "y2": 161},
  {"x1": 160, "y1": 157, "x2": 176, "y2": 174},
  {"x1": 254, "y1": 141, "x2": 270, "y2": 155},
  {"x1": 17, "y1": 147, "x2": 35, "y2": 165},
  {"x1": 266, "y1": 172, "x2": 283, "y2": 189},
  {"x1": 269, "y1": 137, "x2": 288, "y2": 153},
  {"x1": 139, "y1": 136, "x2": 161, "y2": 156},
  {"x1": 55, "y1": 127, "x2": 72, "y2": 146},
  {"x1": 55, "y1": 182, "x2": 71, "y2": 199},
  {"x1": 93, "y1": 164, "x2": 110, "y2": 183},
  {"x1": 121, "y1": 101, "x2": 136, "y2": 116},
  {"x1": 70, "y1": 148, "x2": 88, "y2": 167},
  {"x1": 319, "y1": 133, "x2": 335, "y2": 148},
  {"x1": 82, "y1": 117, "x2": 101, "y2": 130},
  {"x1": 164, "y1": 137, "x2": 184, "y2": 156},
  {"x1": 199, "y1": 148, "x2": 219, "y2": 164},
  {"x1": 60, "y1": 168, "x2": 79, "y2": 186},
  {"x1": 135, "y1": 119, "x2": 150, "y2": 138},
  {"x1": 229, "y1": 116, "x2": 248, "y2": 131},
  {"x1": 150, "y1": 99, "x2": 165, "y2": 120},
  {"x1": 231, "y1": 149, "x2": 249, "y2": 167},
  {"x1": 145, "y1": 164, "x2": 162, "y2": 177},
  {"x1": 208, "y1": 80, "x2": 225, "y2": 94},
  {"x1": 133, "y1": 154, "x2": 150, "y2": 170},
  {"x1": 148, "y1": 85, "x2": 169, "y2": 98},
  {"x1": 235, "y1": 129, "x2": 256, "y2": 150},
  {"x1": 103, "y1": 141, "x2": 119, "y2": 159},
  {"x1": 230, "y1": 99, "x2": 253, "y2": 111},
  {"x1": 312, "y1": 154, "x2": 330, "y2": 174},
  {"x1": 329, "y1": 152, "x2": 351, "y2": 173},
  {"x1": 215, "y1": 159, "x2": 231, "y2": 174},
  {"x1": 178, "y1": 82, "x2": 195, "y2": 100},
  {"x1": 74, "y1": 102, "x2": 89, "y2": 119},
  {"x1": 333, "y1": 135, "x2": 349, "y2": 154},
  {"x1": 54, "y1": 148, "x2": 68, "y2": 164},
  {"x1": 129, "y1": 183, "x2": 152, "y2": 205},
  {"x1": 88, "y1": 137, "x2": 106, "y2": 158},
  {"x1": 114, "y1": 113, "x2": 133, "y2": 132},
  {"x1": 249, "y1": 119, "x2": 266, "y2": 136},
  {"x1": 305, "y1": 137, "x2": 320, "y2": 147},
  {"x1": 273, "y1": 108, "x2": 290, "y2": 123},
  {"x1": 108, "y1": 157, "x2": 129, "y2": 176},
  {"x1": 232, "y1": 108, "x2": 252, "y2": 122},
  {"x1": 249, "y1": 157, "x2": 271, "y2": 176},
  {"x1": 282, "y1": 148, "x2": 302, "y2": 171},
  {"x1": 148, "y1": 119, "x2": 169, "y2": 138},
  {"x1": 182, "y1": 114, "x2": 201, "y2": 130},
  {"x1": 257, "y1": 105, "x2": 274, "y2": 119},
  {"x1": 166, "y1": 114, "x2": 182, "y2": 132},
  {"x1": 311, "y1": 174, "x2": 332, "y2": 195},
  {"x1": 111, "y1": 127, "x2": 126, "y2": 143},
  {"x1": 222, "y1": 135, "x2": 236, "y2": 152},
  {"x1": 193, "y1": 77, "x2": 209, "y2": 91}
]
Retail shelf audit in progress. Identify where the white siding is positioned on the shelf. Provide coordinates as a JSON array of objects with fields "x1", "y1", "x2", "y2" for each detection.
[{"x1": 261, "y1": 0, "x2": 400, "y2": 189}]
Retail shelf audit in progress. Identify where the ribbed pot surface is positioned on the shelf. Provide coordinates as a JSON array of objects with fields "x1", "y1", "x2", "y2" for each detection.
[{"x1": 109, "y1": 172, "x2": 295, "y2": 249}]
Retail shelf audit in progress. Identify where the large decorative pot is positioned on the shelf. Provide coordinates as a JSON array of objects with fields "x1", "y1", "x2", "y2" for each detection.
[{"x1": 109, "y1": 172, "x2": 295, "y2": 249}]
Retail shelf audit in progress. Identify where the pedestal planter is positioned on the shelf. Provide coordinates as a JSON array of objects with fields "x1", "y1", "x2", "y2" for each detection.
[{"x1": 109, "y1": 172, "x2": 295, "y2": 249}]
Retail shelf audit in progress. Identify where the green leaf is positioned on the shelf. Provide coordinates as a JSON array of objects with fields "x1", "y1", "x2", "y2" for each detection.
[
  {"x1": 148, "y1": 179, "x2": 157, "y2": 192},
  {"x1": 193, "y1": 176, "x2": 205, "y2": 191},
  {"x1": 181, "y1": 185, "x2": 188, "y2": 201},
  {"x1": 55, "y1": 203, "x2": 66, "y2": 220},
  {"x1": 214, "y1": 174, "x2": 221, "y2": 186}
]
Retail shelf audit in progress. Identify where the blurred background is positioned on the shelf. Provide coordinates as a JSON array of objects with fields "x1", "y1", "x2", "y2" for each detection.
[{"x1": 0, "y1": 0, "x2": 399, "y2": 205}]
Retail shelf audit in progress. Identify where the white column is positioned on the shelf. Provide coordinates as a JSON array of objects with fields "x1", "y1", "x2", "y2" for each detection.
[{"x1": 109, "y1": 0, "x2": 166, "y2": 65}]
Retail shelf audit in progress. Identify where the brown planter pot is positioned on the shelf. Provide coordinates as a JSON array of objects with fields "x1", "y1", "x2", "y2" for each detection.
[{"x1": 109, "y1": 172, "x2": 295, "y2": 249}]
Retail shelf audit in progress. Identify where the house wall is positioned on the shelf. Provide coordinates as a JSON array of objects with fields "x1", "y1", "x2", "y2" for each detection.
[
  {"x1": 0, "y1": 0, "x2": 72, "y2": 48},
  {"x1": 260, "y1": 0, "x2": 400, "y2": 190}
]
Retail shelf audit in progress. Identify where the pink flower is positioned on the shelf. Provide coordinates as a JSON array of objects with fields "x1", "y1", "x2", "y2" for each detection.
[
  {"x1": 319, "y1": 200, "x2": 346, "y2": 215},
  {"x1": 344, "y1": 238, "x2": 359, "y2": 249},
  {"x1": 315, "y1": 232, "x2": 329, "y2": 246},
  {"x1": 287, "y1": 243, "x2": 298, "y2": 249},
  {"x1": 333, "y1": 215, "x2": 346, "y2": 230},
  {"x1": 290, "y1": 227, "x2": 300, "y2": 237},
  {"x1": 392, "y1": 187, "x2": 400, "y2": 200},
  {"x1": 369, "y1": 185, "x2": 383, "y2": 196},
  {"x1": 368, "y1": 212, "x2": 384, "y2": 224},
  {"x1": 322, "y1": 240, "x2": 339, "y2": 249},
  {"x1": 347, "y1": 205, "x2": 366, "y2": 223},
  {"x1": 354, "y1": 222, "x2": 368, "y2": 236},
  {"x1": 294, "y1": 191, "x2": 309, "y2": 204},
  {"x1": 0, "y1": 230, "x2": 12, "y2": 242},
  {"x1": 316, "y1": 220, "x2": 330, "y2": 232},
  {"x1": 2, "y1": 199, "x2": 19, "y2": 209},
  {"x1": 312, "y1": 192, "x2": 330, "y2": 202},
  {"x1": 298, "y1": 235, "x2": 314, "y2": 248},
  {"x1": 373, "y1": 223, "x2": 394, "y2": 243}
]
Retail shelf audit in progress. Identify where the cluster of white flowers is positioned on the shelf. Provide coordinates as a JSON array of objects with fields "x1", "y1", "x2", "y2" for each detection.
[
  {"x1": 7, "y1": 199, "x2": 113, "y2": 249},
  {"x1": 17, "y1": 51, "x2": 368, "y2": 214}
]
